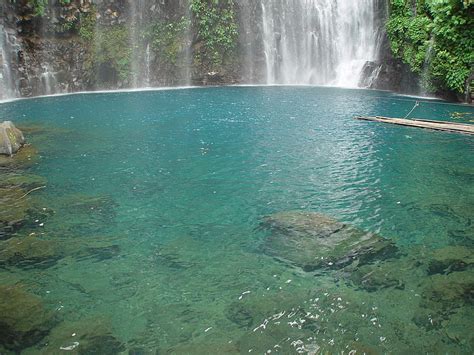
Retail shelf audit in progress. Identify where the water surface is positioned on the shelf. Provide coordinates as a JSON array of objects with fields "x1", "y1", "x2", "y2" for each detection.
[{"x1": 0, "y1": 87, "x2": 473, "y2": 353}]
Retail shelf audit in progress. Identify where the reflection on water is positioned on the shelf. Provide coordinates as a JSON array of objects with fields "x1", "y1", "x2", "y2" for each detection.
[{"x1": 0, "y1": 87, "x2": 473, "y2": 353}]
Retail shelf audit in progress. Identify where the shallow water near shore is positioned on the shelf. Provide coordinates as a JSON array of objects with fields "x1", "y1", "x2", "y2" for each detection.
[{"x1": 0, "y1": 86, "x2": 473, "y2": 353}]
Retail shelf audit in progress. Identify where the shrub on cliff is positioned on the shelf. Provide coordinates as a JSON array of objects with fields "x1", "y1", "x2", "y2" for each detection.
[{"x1": 387, "y1": 0, "x2": 473, "y2": 98}]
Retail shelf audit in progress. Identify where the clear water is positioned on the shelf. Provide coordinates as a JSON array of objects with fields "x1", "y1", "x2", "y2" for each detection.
[{"x1": 0, "y1": 87, "x2": 473, "y2": 353}]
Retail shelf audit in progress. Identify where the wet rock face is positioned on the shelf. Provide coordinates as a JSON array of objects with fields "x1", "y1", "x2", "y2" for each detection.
[
  {"x1": 261, "y1": 211, "x2": 398, "y2": 272},
  {"x1": 0, "y1": 285, "x2": 55, "y2": 351},
  {"x1": 0, "y1": 121, "x2": 25, "y2": 156}
]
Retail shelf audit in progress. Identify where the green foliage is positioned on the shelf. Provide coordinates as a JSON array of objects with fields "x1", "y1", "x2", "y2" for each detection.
[
  {"x1": 27, "y1": 0, "x2": 48, "y2": 16},
  {"x1": 146, "y1": 17, "x2": 191, "y2": 64},
  {"x1": 387, "y1": 0, "x2": 474, "y2": 95},
  {"x1": 93, "y1": 26, "x2": 132, "y2": 81},
  {"x1": 78, "y1": 9, "x2": 96, "y2": 41},
  {"x1": 190, "y1": 0, "x2": 239, "y2": 67}
]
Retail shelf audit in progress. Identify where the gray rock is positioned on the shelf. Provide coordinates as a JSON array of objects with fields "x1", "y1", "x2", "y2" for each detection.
[
  {"x1": 261, "y1": 211, "x2": 398, "y2": 272},
  {"x1": 0, "y1": 121, "x2": 25, "y2": 156}
]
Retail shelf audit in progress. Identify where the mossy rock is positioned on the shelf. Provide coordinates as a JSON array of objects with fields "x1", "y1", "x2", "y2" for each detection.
[
  {"x1": 422, "y1": 271, "x2": 474, "y2": 307},
  {"x1": 349, "y1": 261, "x2": 405, "y2": 292},
  {"x1": 0, "y1": 187, "x2": 29, "y2": 237},
  {"x1": 164, "y1": 341, "x2": 240, "y2": 354},
  {"x1": 43, "y1": 194, "x2": 118, "y2": 236},
  {"x1": 414, "y1": 271, "x2": 474, "y2": 330},
  {"x1": 0, "y1": 145, "x2": 39, "y2": 169},
  {"x1": 71, "y1": 238, "x2": 121, "y2": 263},
  {"x1": 0, "y1": 121, "x2": 25, "y2": 156},
  {"x1": 0, "y1": 173, "x2": 47, "y2": 190},
  {"x1": 449, "y1": 225, "x2": 474, "y2": 247},
  {"x1": 0, "y1": 235, "x2": 61, "y2": 268},
  {"x1": 261, "y1": 211, "x2": 398, "y2": 272},
  {"x1": 427, "y1": 246, "x2": 474, "y2": 275},
  {"x1": 31, "y1": 318, "x2": 125, "y2": 354},
  {"x1": 0, "y1": 284, "x2": 55, "y2": 351}
]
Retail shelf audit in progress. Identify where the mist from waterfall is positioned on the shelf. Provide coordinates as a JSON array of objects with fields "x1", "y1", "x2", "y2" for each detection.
[{"x1": 260, "y1": 0, "x2": 381, "y2": 87}]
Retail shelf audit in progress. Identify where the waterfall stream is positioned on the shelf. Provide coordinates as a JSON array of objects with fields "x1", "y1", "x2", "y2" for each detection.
[
  {"x1": 0, "y1": 25, "x2": 17, "y2": 100},
  {"x1": 0, "y1": 0, "x2": 385, "y2": 99},
  {"x1": 260, "y1": 0, "x2": 381, "y2": 87}
]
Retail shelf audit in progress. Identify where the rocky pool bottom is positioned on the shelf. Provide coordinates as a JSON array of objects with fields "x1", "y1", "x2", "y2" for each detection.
[{"x1": 0, "y1": 87, "x2": 473, "y2": 354}]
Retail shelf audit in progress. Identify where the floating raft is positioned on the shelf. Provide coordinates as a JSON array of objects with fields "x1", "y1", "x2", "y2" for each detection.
[{"x1": 355, "y1": 116, "x2": 474, "y2": 135}]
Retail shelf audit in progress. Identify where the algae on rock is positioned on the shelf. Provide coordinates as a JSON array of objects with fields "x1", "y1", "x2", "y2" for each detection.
[
  {"x1": 0, "y1": 284, "x2": 55, "y2": 351},
  {"x1": 0, "y1": 121, "x2": 25, "y2": 156},
  {"x1": 0, "y1": 235, "x2": 61, "y2": 268},
  {"x1": 261, "y1": 211, "x2": 398, "y2": 272}
]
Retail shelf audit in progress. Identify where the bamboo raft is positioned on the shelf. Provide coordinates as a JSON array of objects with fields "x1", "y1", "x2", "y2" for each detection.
[{"x1": 355, "y1": 116, "x2": 474, "y2": 135}]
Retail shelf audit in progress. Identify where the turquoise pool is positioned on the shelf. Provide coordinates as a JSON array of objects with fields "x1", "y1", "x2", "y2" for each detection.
[{"x1": 0, "y1": 86, "x2": 473, "y2": 354}]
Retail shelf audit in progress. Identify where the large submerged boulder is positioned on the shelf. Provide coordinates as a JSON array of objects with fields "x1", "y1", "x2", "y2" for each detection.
[
  {"x1": 261, "y1": 211, "x2": 398, "y2": 272},
  {"x1": 0, "y1": 284, "x2": 55, "y2": 351},
  {"x1": 0, "y1": 121, "x2": 25, "y2": 156}
]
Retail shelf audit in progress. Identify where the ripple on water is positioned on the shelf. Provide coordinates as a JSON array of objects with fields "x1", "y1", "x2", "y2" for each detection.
[{"x1": 0, "y1": 87, "x2": 472, "y2": 353}]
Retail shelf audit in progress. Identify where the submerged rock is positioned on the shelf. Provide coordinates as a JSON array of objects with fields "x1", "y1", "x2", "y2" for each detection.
[
  {"x1": 0, "y1": 235, "x2": 61, "y2": 268},
  {"x1": 0, "y1": 173, "x2": 47, "y2": 190},
  {"x1": 0, "y1": 187, "x2": 29, "y2": 238},
  {"x1": 261, "y1": 211, "x2": 397, "y2": 272},
  {"x1": 0, "y1": 284, "x2": 55, "y2": 351},
  {"x1": 427, "y1": 246, "x2": 473, "y2": 275},
  {"x1": 0, "y1": 121, "x2": 25, "y2": 156},
  {"x1": 422, "y1": 271, "x2": 474, "y2": 307},
  {"x1": 414, "y1": 270, "x2": 474, "y2": 330},
  {"x1": 32, "y1": 318, "x2": 125, "y2": 354},
  {"x1": 0, "y1": 144, "x2": 39, "y2": 169},
  {"x1": 72, "y1": 239, "x2": 121, "y2": 262},
  {"x1": 165, "y1": 341, "x2": 240, "y2": 354},
  {"x1": 349, "y1": 262, "x2": 405, "y2": 292}
]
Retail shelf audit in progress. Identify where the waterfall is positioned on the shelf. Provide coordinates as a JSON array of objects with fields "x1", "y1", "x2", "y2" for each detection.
[
  {"x1": 181, "y1": 5, "x2": 193, "y2": 86},
  {"x1": 129, "y1": 0, "x2": 147, "y2": 88},
  {"x1": 260, "y1": 0, "x2": 381, "y2": 87},
  {"x1": 0, "y1": 25, "x2": 17, "y2": 100}
]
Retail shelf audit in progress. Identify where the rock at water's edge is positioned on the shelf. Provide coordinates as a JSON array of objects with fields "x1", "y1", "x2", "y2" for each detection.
[{"x1": 0, "y1": 121, "x2": 25, "y2": 156}]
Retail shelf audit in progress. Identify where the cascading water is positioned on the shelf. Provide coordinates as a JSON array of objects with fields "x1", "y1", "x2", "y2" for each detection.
[
  {"x1": 260, "y1": 0, "x2": 381, "y2": 87},
  {"x1": 129, "y1": 0, "x2": 148, "y2": 88},
  {"x1": 0, "y1": 24, "x2": 17, "y2": 99},
  {"x1": 1, "y1": 0, "x2": 385, "y2": 98}
]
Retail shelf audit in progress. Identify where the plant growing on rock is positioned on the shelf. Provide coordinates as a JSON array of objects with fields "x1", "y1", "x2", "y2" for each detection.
[
  {"x1": 387, "y1": 0, "x2": 474, "y2": 97},
  {"x1": 146, "y1": 17, "x2": 191, "y2": 65},
  {"x1": 190, "y1": 0, "x2": 239, "y2": 68}
]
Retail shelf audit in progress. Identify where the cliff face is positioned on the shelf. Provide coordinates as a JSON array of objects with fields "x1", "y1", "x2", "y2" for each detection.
[
  {"x1": 357, "y1": 0, "x2": 421, "y2": 96},
  {"x1": 0, "y1": 0, "x2": 428, "y2": 100}
]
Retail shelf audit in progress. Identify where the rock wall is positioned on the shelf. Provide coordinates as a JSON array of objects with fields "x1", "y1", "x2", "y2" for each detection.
[{"x1": 357, "y1": 0, "x2": 421, "y2": 96}]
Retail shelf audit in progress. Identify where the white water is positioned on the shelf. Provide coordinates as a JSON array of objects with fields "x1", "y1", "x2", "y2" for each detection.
[
  {"x1": 129, "y1": 0, "x2": 147, "y2": 88},
  {"x1": 260, "y1": 0, "x2": 381, "y2": 87},
  {"x1": 0, "y1": 25, "x2": 17, "y2": 99},
  {"x1": 1, "y1": 0, "x2": 383, "y2": 99}
]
